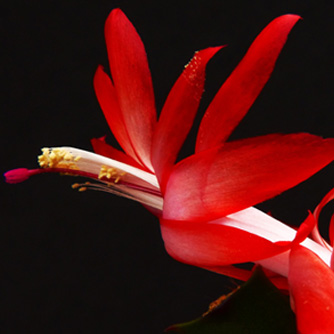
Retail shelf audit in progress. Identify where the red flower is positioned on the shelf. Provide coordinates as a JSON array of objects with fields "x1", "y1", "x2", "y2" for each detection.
[{"x1": 5, "y1": 10, "x2": 334, "y2": 274}]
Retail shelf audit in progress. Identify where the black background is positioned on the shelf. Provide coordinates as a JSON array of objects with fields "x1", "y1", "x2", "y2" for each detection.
[{"x1": 1, "y1": 0, "x2": 334, "y2": 333}]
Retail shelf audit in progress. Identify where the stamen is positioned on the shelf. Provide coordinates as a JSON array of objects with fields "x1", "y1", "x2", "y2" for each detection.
[
  {"x1": 72, "y1": 182, "x2": 91, "y2": 192},
  {"x1": 6, "y1": 146, "x2": 163, "y2": 211},
  {"x1": 38, "y1": 147, "x2": 81, "y2": 170},
  {"x1": 71, "y1": 180, "x2": 163, "y2": 211},
  {"x1": 98, "y1": 165, "x2": 126, "y2": 183}
]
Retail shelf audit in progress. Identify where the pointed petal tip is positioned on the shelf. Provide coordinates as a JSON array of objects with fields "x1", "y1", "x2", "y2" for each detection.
[
  {"x1": 93, "y1": 65, "x2": 106, "y2": 83},
  {"x1": 279, "y1": 13, "x2": 301, "y2": 20},
  {"x1": 105, "y1": 8, "x2": 135, "y2": 39},
  {"x1": 104, "y1": 5, "x2": 156, "y2": 170},
  {"x1": 196, "y1": 14, "x2": 302, "y2": 153},
  {"x1": 196, "y1": 45, "x2": 225, "y2": 58},
  {"x1": 106, "y1": 8, "x2": 125, "y2": 22},
  {"x1": 151, "y1": 45, "x2": 224, "y2": 189},
  {"x1": 267, "y1": 14, "x2": 302, "y2": 35},
  {"x1": 186, "y1": 45, "x2": 225, "y2": 74},
  {"x1": 271, "y1": 14, "x2": 302, "y2": 27},
  {"x1": 288, "y1": 13, "x2": 302, "y2": 20},
  {"x1": 95, "y1": 64, "x2": 104, "y2": 72}
]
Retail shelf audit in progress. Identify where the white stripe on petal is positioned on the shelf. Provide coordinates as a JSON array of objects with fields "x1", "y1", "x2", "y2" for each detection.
[
  {"x1": 60, "y1": 147, "x2": 160, "y2": 190},
  {"x1": 215, "y1": 207, "x2": 332, "y2": 277}
]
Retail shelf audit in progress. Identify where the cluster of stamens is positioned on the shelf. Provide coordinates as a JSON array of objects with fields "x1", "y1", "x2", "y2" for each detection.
[
  {"x1": 38, "y1": 148, "x2": 80, "y2": 169},
  {"x1": 98, "y1": 165, "x2": 126, "y2": 183},
  {"x1": 5, "y1": 145, "x2": 162, "y2": 211}
]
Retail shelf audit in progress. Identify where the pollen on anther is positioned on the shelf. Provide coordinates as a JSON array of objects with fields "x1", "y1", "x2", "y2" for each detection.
[
  {"x1": 38, "y1": 147, "x2": 79, "y2": 170},
  {"x1": 64, "y1": 152, "x2": 73, "y2": 161},
  {"x1": 99, "y1": 165, "x2": 124, "y2": 182}
]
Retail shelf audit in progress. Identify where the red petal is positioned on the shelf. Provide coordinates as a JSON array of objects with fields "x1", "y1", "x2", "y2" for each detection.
[
  {"x1": 105, "y1": 9, "x2": 156, "y2": 169},
  {"x1": 202, "y1": 264, "x2": 289, "y2": 291},
  {"x1": 160, "y1": 216, "x2": 291, "y2": 267},
  {"x1": 93, "y1": 66, "x2": 139, "y2": 163},
  {"x1": 311, "y1": 187, "x2": 334, "y2": 248},
  {"x1": 163, "y1": 134, "x2": 334, "y2": 221},
  {"x1": 195, "y1": 14, "x2": 301, "y2": 153},
  {"x1": 151, "y1": 47, "x2": 223, "y2": 191},
  {"x1": 202, "y1": 264, "x2": 253, "y2": 282},
  {"x1": 293, "y1": 212, "x2": 316, "y2": 246},
  {"x1": 329, "y1": 214, "x2": 334, "y2": 247},
  {"x1": 261, "y1": 269, "x2": 289, "y2": 291},
  {"x1": 289, "y1": 246, "x2": 334, "y2": 333},
  {"x1": 90, "y1": 137, "x2": 146, "y2": 170},
  {"x1": 331, "y1": 251, "x2": 334, "y2": 270}
]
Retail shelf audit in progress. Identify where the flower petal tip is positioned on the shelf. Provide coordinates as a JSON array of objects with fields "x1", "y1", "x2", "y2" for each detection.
[{"x1": 277, "y1": 14, "x2": 302, "y2": 24}]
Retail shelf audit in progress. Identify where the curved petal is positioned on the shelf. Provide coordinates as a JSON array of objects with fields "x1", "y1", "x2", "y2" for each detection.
[
  {"x1": 311, "y1": 187, "x2": 334, "y2": 249},
  {"x1": 204, "y1": 265, "x2": 289, "y2": 291},
  {"x1": 93, "y1": 66, "x2": 139, "y2": 163},
  {"x1": 90, "y1": 137, "x2": 146, "y2": 170},
  {"x1": 160, "y1": 207, "x2": 298, "y2": 267},
  {"x1": 105, "y1": 9, "x2": 156, "y2": 170},
  {"x1": 202, "y1": 264, "x2": 253, "y2": 282},
  {"x1": 329, "y1": 215, "x2": 334, "y2": 248},
  {"x1": 151, "y1": 47, "x2": 223, "y2": 191},
  {"x1": 256, "y1": 212, "x2": 331, "y2": 278},
  {"x1": 289, "y1": 246, "x2": 334, "y2": 334},
  {"x1": 161, "y1": 206, "x2": 331, "y2": 281},
  {"x1": 195, "y1": 14, "x2": 301, "y2": 153},
  {"x1": 163, "y1": 134, "x2": 334, "y2": 222},
  {"x1": 260, "y1": 269, "x2": 289, "y2": 291}
]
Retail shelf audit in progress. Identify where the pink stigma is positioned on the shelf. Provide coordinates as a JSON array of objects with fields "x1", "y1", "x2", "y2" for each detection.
[
  {"x1": 4, "y1": 167, "x2": 99, "y2": 184},
  {"x1": 4, "y1": 168, "x2": 38, "y2": 184}
]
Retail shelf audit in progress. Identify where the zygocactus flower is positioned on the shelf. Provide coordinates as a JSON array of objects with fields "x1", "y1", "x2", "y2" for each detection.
[{"x1": 5, "y1": 9, "x2": 334, "y2": 279}]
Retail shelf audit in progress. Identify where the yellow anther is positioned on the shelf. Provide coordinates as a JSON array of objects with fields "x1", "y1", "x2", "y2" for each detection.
[
  {"x1": 78, "y1": 187, "x2": 87, "y2": 192},
  {"x1": 64, "y1": 152, "x2": 74, "y2": 161},
  {"x1": 38, "y1": 148, "x2": 50, "y2": 167},
  {"x1": 38, "y1": 147, "x2": 80, "y2": 170},
  {"x1": 71, "y1": 183, "x2": 80, "y2": 189},
  {"x1": 98, "y1": 165, "x2": 125, "y2": 183}
]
